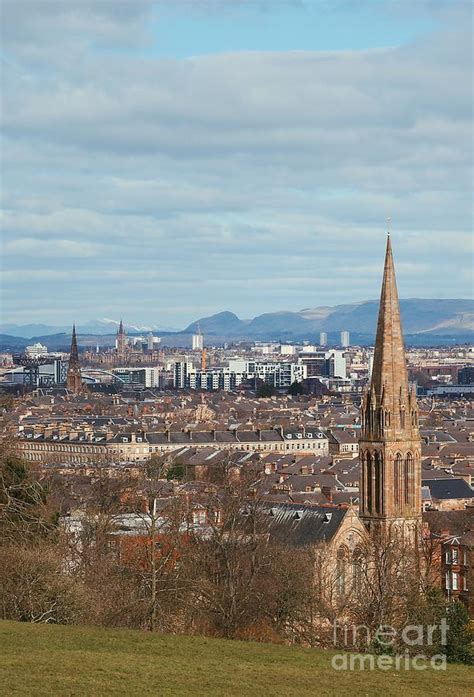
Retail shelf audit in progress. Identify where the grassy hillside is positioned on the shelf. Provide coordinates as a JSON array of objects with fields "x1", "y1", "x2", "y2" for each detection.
[{"x1": 0, "y1": 620, "x2": 472, "y2": 696}]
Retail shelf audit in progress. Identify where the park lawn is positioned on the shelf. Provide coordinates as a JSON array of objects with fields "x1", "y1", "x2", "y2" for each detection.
[{"x1": 0, "y1": 620, "x2": 472, "y2": 696}]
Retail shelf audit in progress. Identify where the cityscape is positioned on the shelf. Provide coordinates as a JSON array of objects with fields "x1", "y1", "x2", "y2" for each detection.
[{"x1": 0, "y1": 2, "x2": 472, "y2": 695}]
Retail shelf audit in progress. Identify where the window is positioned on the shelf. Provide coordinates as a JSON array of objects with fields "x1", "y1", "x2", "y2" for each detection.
[
  {"x1": 192, "y1": 510, "x2": 206, "y2": 526},
  {"x1": 337, "y1": 547, "x2": 347, "y2": 595},
  {"x1": 452, "y1": 548, "x2": 459, "y2": 564},
  {"x1": 404, "y1": 453, "x2": 413, "y2": 506},
  {"x1": 452, "y1": 572, "x2": 459, "y2": 591},
  {"x1": 394, "y1": 453, "x2": 402, "y2": 507},
  {"x1": 445, "y1": 550, "x2": 452, "y2": 564},
  {"x1": 462, "y1": 574, "x2": 468, "y2": 591},
  {"x1": 366, "y1": 453, "x2": 373, "y2": 513},
  {"x1": 445, "y1": 571, "x2": 451, "y2": 590},
  {"x1": 352, "y1": 549, "x2": 363, "y2": 592}
]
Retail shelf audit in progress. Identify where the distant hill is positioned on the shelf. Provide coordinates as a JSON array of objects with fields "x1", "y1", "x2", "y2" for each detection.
[
  {"x1": 183, "y1": 299, "x2": 474, "y2": 342},
  {"x1": 185, "y1": 311, "x2": 244, "y2": 334},
  {"x1": 0, "y1": 318, "x2": 177, "y2": 339},
  {"x1": 1, "y1": 299, "x2": 473, "y2": 350}
]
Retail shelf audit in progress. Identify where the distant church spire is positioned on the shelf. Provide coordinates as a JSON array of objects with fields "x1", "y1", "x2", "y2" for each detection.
[
  {"x1": 66, "y1": 324, "x2": 83, "y2": 393},
  {"x1": 116, "y1": 318, "x2": 127, "y2": 362},
  {"x1": 359, "y1": 234, "x2": 421, "y2": 530}
]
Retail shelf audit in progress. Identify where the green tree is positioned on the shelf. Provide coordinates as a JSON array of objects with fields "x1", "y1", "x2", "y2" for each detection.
[
  {"x1": 0, "y1": 443, "x2": 52, "y2": 540},
  {"x1": 287, "y1": 381, "x2": 307, "y2": 396},
  {"x1": 444, "y1": 601, "x2": 474, "y2": 664},
  {"x1": 167, "y1": 464, "x2": 185, "y2": 481},
  {"x1": 256, "y1": 382, "x2": 275, "y2": 398}
]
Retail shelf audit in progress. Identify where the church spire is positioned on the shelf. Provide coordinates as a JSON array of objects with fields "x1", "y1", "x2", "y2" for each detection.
[
  {"x1": 116, "y1": 318, "x2": 127, "y2": 362},
  {"x1": 66, "y1": 324, "x2": 82, "y2": 393},
  {"x1": 370, "y1": 233, "x2": 410, "y2": 432},
  {"x1": 359, "y1": 233, "x2": 421, "y2": 529},
  {"x1": 70, "y1": 324, "x2": 79, "y2": 364}
]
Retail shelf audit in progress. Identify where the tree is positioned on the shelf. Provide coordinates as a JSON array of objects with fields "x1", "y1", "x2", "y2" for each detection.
[
  {"x1": 256, "y1": 381, "x2": 275, "y2": 398},
  {"x1": 0, "y1": 441, "x2": 53, "y2": 541},
  {"x1": 0, "y1": 540, "x2": 86, "y2": 624},
  {"x1": 167, "y1": 463, "x2": 185, "y2": 481},
  {"x1": 444, "y1": 601, "x2": 474, "y2": 664},
  {"x1": 287, "y1": 381, "x2": 307, "y2": 396}
]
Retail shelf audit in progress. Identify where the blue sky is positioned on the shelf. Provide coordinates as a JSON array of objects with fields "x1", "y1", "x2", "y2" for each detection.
[
  {"x1": 1, "y1": 0, "x2": 472, "y2": 328},
  {"x1": 148, "y1": 2, "x2": 436, "y2": 57}
]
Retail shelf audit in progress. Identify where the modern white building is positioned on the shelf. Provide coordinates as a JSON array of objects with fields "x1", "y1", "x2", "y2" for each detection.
[
  {"x1": 231, "y1": 360, "x2": 307, "y2": 388},
  {"x1": 192, "y1": 333, "x2": 204, "y2": 351},
  {"x1": 174, "y1": 361, "x2": 194, "y2": 388},
  {"x1": 178, "y1": 360, "x2": 307, "y2": 391},
  {"x1": 319, "y1": 332, "x2": 328, "y2": 347},
  {"x1": 113, "y1": 367, "x2": 161, "y2": 388},
  {"x1": 187, "y1": 368, "x2": 244, "y2": 391},
  {"x1": 367, "y1": 351, "x2": 374, "y2": 380},
  {"x1": 298, "y1": 350, "x2": 346, "y2": 379},
  {"x1": 25, "y1": 342, "x2": 48, "y2": 357},
  {"x1": 340, "y1": 331, "x2": 350, "y2": 348}
]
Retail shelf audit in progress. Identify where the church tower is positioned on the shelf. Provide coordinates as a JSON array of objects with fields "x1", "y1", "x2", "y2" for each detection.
[
  {"x1": 359, "y1": 234, "x2": 421, "y2": 532},
  {"x1": 66, "y1": 324, "x2": 83, "y2": 393},
  {"x1": 116, "y1": 319, "x2": 126, "y2": 362}
]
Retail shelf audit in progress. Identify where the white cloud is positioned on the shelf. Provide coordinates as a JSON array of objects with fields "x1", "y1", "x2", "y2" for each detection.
[{"x1": 0, "y1": 1, "x2": 472, "y2": 325}]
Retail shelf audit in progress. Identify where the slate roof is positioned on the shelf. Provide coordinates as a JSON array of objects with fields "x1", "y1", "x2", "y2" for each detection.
[
  {"x1": 423, "y1": 509, "x2": 474, "y2": 535},
  {"x1": 263, "y1": 503, "x2": 348, "y2": 546},
  {"x1": 422, "y1": 478, "x2": 474, "y2": 501}
]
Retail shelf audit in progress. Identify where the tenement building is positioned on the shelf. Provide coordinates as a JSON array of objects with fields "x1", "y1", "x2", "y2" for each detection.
[
  {"x1": 359, "y1": 235, "x2": 422, "y2": 534},
  {"x1": 17, "y1": 426, "x2": 330, "y2": 464}
]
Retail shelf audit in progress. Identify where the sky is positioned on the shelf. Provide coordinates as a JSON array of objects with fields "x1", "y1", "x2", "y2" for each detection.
[{"x1": 1, "y1": 0, "x2": 473, "y2": 329}]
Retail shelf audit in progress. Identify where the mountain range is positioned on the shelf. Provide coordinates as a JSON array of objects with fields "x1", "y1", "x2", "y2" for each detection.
[
  {"x1": 0, "y1": 318, "x2": 178, "y2": 338},
  {"x1": 1, "y1": 299, "x2": 473, "y2": 351}
]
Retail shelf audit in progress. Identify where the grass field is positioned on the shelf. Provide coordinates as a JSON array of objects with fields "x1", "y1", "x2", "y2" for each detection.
[{"x1": 0, "y1": 620, "x2": 472, "y2": 696}]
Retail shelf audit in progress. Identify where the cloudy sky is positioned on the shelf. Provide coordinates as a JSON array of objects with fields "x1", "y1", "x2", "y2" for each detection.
[{"x1": 1, "y1": 0, "x2": 472, "y2": 328}]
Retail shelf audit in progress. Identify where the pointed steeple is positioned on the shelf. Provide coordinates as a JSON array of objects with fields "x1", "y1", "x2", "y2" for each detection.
[
  {"x1": 67, "y1": 324, "x2": 82, "y2": 393},
  {"x1": 359, "y1": 232, "x2": 421, "y2": 527},
  {"x1": 116, "y1": 318, "x2": 127, "y2": 361},
  {"x1": 69, "y1": 324, "x2": 79, "y2": 364},
  {"x1": 370, "y1": 233, "x2": 410, "y2": 435}
]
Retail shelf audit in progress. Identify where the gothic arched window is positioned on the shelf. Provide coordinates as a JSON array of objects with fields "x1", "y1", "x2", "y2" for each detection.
[
  {"x1": 352, "y1": 547, "x2": 363, "y2": 592},
  {"x1": 337, "y1": 546, "x2": 348, "y2": 596},
  {"x1": 405, "y1": 453, "x2": 413, "y2": 506},
  {"x1": 394, "y1": 453, "x2": 402, "y2": 508},
  {"x1": 366, "y1": 452, "x2": 373, "y2": 513},
  {"x1": 374, "y1": 451, "x2": 383, "y2": 514}
]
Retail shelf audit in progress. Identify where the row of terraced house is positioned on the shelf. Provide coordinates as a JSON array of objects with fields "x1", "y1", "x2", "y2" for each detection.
[{"x1": 16, "y1": 424, "x2": 330, "y2": 463}]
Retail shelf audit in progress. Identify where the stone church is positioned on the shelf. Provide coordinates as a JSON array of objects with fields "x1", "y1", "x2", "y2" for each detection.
[{"x1": 267, "y1": 233, "x2": 423, "y2": 588}]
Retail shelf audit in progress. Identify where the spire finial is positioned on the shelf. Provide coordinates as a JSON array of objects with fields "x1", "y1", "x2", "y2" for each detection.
[{"x1": 387, "y1": 216, "x2": 391, "y2": 237}]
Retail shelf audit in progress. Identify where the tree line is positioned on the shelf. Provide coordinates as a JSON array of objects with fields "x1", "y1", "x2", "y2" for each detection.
[{"x1": 0, "y1": 440, "x2": 472, "y2": 664}]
